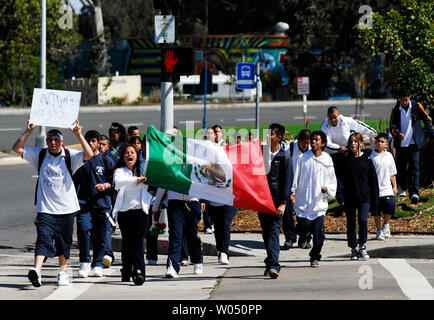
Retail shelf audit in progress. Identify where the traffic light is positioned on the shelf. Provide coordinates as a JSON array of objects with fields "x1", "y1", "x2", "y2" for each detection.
[{"x1": 161, "y1": 46, "x2": 195, "y2": 76}]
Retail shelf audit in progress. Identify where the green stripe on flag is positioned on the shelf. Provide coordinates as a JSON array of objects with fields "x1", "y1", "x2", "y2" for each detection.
[{"x1": 145, "y1": 126, "x2": 192, "y2": 195}]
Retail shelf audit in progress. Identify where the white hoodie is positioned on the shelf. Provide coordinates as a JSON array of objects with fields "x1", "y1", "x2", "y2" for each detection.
[{"x1": 291, "y1": 150, "x2": 337, "y2": 220}]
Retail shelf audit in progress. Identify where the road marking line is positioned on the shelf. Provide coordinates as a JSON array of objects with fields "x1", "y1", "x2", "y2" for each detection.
[
  {"x1": 293, "y1": 116, "x2": 317, "y2": 120},
  {"x1": 379, "y1": 258, "x2": 434, "y2": 300},
  {"x1": 124, "y1": 122, "x2": 144, "y2": 126},
  {"x1": 236, "y1": 118, "x2": 255, "y2": 122},
  {"x1": 44, "y1": 267, "x2": 118, "y2": 300},
  {"x1": 0, "y1": 128, "x2": 22, "y2": 131}
]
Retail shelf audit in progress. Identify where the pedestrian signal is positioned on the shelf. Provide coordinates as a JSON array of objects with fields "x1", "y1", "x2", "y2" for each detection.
[{"x1": 161, "y1": 46, "x2": 194, "y2": 75}]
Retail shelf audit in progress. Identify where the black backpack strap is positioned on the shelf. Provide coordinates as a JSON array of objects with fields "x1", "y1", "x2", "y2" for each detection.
[
  {"x1": 35, "y1": 148, "x2": 47, "y2": 205},
  {"x1": 290, "y1": 141, "x2": 294, "y2": 157},
  {"x1": 64, "y1": 148, "x2": 72, "y2": 178}
]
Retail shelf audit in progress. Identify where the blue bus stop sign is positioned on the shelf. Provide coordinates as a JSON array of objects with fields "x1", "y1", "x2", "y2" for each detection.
[{"x1": 236, "y1": 63, "x2": 255, "y2": 89}]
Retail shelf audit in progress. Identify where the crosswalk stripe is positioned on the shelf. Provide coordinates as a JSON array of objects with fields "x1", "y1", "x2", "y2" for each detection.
[{"x1": 379, "y1": 259, "x2": 434, "y2": 300}]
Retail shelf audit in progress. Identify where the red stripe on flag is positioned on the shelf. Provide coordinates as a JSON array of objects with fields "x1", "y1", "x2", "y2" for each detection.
[{"x1": 225, "y1": 141, "x2": 276, "y2": 214}]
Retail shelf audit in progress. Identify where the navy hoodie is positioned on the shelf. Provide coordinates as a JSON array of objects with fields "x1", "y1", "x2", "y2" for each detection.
[{"x1": 73, "y1": 152, "x2": 115, "y2": 211}]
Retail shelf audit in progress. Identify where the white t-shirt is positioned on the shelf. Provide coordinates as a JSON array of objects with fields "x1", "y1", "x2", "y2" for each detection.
[
  {"x1": 24, "y1": 147, "x2": 85, "y2": 215},
  {"x1": 371, "y1": 150, "x2": 397, "y2": 197},
  {"x1": 399, "y1": 104, "x2": 415, "y2": 147}
]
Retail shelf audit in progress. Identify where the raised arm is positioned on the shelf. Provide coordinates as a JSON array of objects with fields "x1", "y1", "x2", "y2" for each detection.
[
  {"x1": 70, "y1": 120, "x2": 93, "y2": 161},
  {"x1": 12, "y1": 119, "x2": 36, "y2": 157}
]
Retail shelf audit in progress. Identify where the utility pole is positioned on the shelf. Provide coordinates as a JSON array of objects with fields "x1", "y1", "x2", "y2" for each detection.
[
  {"x1": 160, "y1": 8, "x2": 174, "y2": 134},
  {"x1": 202, "y1": 60, "x2": 207, "y2": 129},
  {"x1": 36, "y1": 0, "x2": 47, "y2": 148},
  {"x1": 255, "y1": 60, "x2": 261, "y2": 133}
]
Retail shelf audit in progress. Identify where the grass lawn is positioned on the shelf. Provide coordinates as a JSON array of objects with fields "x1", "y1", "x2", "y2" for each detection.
[{"x1": 176, "y1": 119, "x2": 389, "y2": 143}]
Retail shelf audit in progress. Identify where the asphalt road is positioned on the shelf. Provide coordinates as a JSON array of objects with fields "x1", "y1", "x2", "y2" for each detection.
[{"x1": 0, "y1": 100, "x2": 394, "y2": 151}]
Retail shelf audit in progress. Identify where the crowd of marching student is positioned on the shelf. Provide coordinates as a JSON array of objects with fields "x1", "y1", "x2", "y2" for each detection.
[{"x1": 14, "y1": 88, "x2": 433, "y2": 286}]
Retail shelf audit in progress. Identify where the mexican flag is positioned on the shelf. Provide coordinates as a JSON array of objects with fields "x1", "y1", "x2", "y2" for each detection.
[{"x1": 144, "y1": 125, "x2": 276, "y2": 214}]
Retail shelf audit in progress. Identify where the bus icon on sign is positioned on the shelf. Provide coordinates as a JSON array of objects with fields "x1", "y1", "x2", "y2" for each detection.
[
  {"x1": 236, "y1": 62, "x2": 255, "y2": 89},
  {"x1": 241, "y1": 65, "x2": 251, "y2": 78}
]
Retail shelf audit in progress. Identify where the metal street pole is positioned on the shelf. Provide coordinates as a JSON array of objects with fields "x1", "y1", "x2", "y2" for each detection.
[
  {"x1": 203, "y1": 60, "x2": 207, "y2": 129},
  {"x1": 36, "y1": 0, "x2": 47, "y2": 148},
  {"x1": 255, "y1": 61, "x2": 261, "y2": 133},
  {"x1": 160, "y1": 8, "x2": 174, "y2": 134},
  {"x1": 303, "y1": 94, "x2": 308, "y2": 128}
]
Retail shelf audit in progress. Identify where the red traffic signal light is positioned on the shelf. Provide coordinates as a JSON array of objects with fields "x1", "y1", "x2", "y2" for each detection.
[{"x1": 161, "y1": 46, "x2": 194, "y2": 76}]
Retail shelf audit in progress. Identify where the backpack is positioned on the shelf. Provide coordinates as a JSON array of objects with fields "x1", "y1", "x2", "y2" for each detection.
[{"x1": 34, "y1": 148, "x2": 72, "y2": 205}]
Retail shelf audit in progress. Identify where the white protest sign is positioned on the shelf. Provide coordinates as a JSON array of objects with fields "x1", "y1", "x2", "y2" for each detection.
[{"x1": 30, "y1": 88, "x2": 81, "y2": 128}]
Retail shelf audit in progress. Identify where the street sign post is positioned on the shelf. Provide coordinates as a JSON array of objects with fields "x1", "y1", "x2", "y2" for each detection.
[
  {"x1": 236, "y1": 63, "x2": 255, "y2": 90},
  {"x1": 297, "y1": 77, "x2": 310, "y2": 128},
  {"x1": 155, "y1": 15, "x2": 175, "y2": 44}
]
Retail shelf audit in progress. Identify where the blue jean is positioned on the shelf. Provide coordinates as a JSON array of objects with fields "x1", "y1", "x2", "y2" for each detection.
[
  {"x1": 201, "y1": 200, "x2": 214, "y2": 229},
  {"x1": 345, "y1": 202, "x2": 370, "y2": 248},
  {"x1": 208, "y1": 204, "x2": 238, "y2": 256},
  {"x1": 282, "y1": 203, "x2": 297, "y2": 242},
  {"x1": 296, "y1": 215, "x2": 325, "y2": 261},
  {"x1": 396, "y1": 144, "x2": 420, "y2": 197},
  {"x1": 258, "y1": 212, "x2": 283, "y2": 272},
  {"x1": 167, "y1": 200, "x2": 203, "y2": 273},
  {"x1": 146, "y1": 211, "x2": 158, "y2": 262},
  {"x1": 105, "y1": 216, "x2": 114, "y2": 262},
  {"x1": 77, "y1": 208, "x2": 108, "y2": 268}
]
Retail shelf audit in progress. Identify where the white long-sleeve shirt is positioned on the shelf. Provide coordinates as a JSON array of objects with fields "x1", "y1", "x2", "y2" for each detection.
[
  {"x1": 112, "y1": 167, "x2": 152, "y2": 217},
  {"x1": 291, "y1": 150, "x2": 337, "y2": 220},
  {"x1": 320, "y1": 115, "x2": 377, "y2": 154}
]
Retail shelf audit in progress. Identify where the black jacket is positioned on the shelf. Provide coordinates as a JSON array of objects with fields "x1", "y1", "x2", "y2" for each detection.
[
  {"x1": 339, "y1": 149, "x2": 379, "y2": 210},
  {"x1": 390, "y1": 99, "x2": 434, "y2": 150},
  {"x1": 267, "y1": 148, "x2": 293, "y2": 207}
]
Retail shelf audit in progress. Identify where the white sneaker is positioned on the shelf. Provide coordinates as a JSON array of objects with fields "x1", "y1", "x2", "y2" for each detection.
[
  {"x1": 78, "y1": 262, "x2": 91, "y2": 278},
  {"x1": 58, "y1": 271, "x2": 70, "y2": 286},
  {"x1": 180, "y1": 259, "x2": 189, "y2": 266},
  {"x1": 358, "y1": 246, "x2": 370, "y2": 260},
  {"x1": 165, "y1": 265, "x2": 179, "y2": 278},
  {"x1": 28, "y1": 268, "x2": 42, "y2": 287},
  {"x1": 90, "y1": 266, "x2": 104, "y2": 277},
  {"x1": 103, "y1": 255, "x2": 112, "y2": 268},
  {"x1": 376, "y1": 229, "x2": 385, "y2": 240},
  {"x1": 382, "y1": 224, "x2": 392, "y2": 239},
  {"x1": 193, "y1": 263, "x2": 203, "y2": 275},
  {"x1": 205, "y1": 228, "x2": 213, "y2": 234},
  {"x1": 218, "y1": 252, "x2": 229, "y2": 265}
]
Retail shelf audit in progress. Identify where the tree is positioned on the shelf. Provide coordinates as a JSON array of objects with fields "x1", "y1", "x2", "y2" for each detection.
[
  {"x1": 0, "y1": 0, "x2": 82, "y2": 106},
  {"x1": 357, "y1": 0, "x2": 433, "y2": 107}
]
